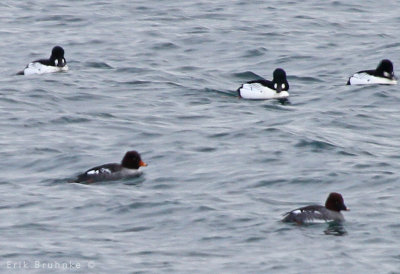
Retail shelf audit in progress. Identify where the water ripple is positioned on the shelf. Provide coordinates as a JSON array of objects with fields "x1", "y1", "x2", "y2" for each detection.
[{"x1": 1, "y1": 0, "x2": 399, "y2": 273}]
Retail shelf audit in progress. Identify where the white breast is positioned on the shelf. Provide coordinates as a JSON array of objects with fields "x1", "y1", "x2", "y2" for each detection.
[
  {"x1": 239, "y1": 83, "x2": 289, "y2": 100},
  {"x1": 23, "y1": 62, "x2": 69, "y2": 75},
  {"x1": 349, "y1": 73, "x2": 397, "y2": 85},
  {"x1": 119, "y1": 168, "x2": 142, "y2": 177}
]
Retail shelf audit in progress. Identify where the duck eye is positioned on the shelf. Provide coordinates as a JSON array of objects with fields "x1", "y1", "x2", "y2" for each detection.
[{"x1": 274, "y1": 83, "x2": 277, "y2": 89}]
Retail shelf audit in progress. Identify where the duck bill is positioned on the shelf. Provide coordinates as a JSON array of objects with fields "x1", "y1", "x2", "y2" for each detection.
[
  {"x1": 139, "y1": 160, "x2": 148, "y2": 167},
  {"x1": 276, "y1": 86, "x2": 282, "y2": 93},
  {"x1": 340, "y1": 203, "x2": 349, "y2": 211}
]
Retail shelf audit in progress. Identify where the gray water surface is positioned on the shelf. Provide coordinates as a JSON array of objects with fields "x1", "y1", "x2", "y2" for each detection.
[{"x1": 1, "y1": 1, "x2": 400, "y2": 273}]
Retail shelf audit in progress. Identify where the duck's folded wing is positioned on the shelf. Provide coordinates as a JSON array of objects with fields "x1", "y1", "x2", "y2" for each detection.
[
  {"x1": 247, "y1": 79, "x2": 271, "y2": 86},
  {"x1": 76, "y1": 163, "x2": 120, "y2": 182},
  {"x1": 23, "y1": 62, "x2": 60, "y2": 75},
  {"x1": 237, "y1": 83, "x2": 265, "y2": 98},
  {"x1": 282, "y1": 205, "x2": 328, "y2": 223},
  {"x1": 348, "y1": 72, "x2": 397, "y2": 85}
]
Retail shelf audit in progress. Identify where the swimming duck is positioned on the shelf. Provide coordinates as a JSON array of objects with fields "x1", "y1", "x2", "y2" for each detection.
[
  {"x1": 18, "y1": 46, "x2": 68, "y2": 75},
  {"x1": 347, "y1": 59, "x2": 397, "y2": 85},
  {"x1": 75, "y1": 151, "x2": 147, "y2": 183},
  {"x1": 282, "y1": 192, "x2": 349, "y2": 224},
  {"x1": 237, "y1": 68, "x2": 289, "y2": 99}
]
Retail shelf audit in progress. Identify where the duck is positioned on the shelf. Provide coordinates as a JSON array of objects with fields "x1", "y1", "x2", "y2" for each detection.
[
  {"x1": 347, "y1": 59, "x2": 397, "y2": 85},
  {"x1": 282, "y1": 192, "x2": 349, "y2": 224},
  {"x1": 75, "y1": 151, "x2": 147, "y2": 183},
  {"x1": 237, "y1": 68, "x2": 289, "y2": 99},
  {"x1": 18, "y1": 46, "x2": 68, "y2": 75}
]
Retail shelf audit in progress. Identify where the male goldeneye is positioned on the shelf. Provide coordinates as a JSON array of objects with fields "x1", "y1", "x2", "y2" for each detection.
[
  {"x1": 75, "y1": 151, "x2": 147, "y2": 183},
  {"x1": 347, "y1": 59, "x2": 397, "y2": 85},
  {"x1": 18, "y1": 46, "x2": 68, "y2": 75},
  {"x1": 237, "y1": 68, "x2": 289, "y2": 99},
  {"x1": 282, "y1": 192, "x2": 349, "y2": 224}
]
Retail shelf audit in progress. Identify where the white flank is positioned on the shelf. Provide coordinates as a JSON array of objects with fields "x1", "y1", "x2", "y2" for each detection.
[
  {"x1": 240, "y1": 83, "x2": 289, "y2": 100},
  {"x1": 303, "y1": 218, "x2": 327, "y2": 224},
  {"x1": 23, "y1": 62, "x2": 69, "y2": 75},
  {"x1": 349, "y1": 73, "x2": 397, "y2": 85}
]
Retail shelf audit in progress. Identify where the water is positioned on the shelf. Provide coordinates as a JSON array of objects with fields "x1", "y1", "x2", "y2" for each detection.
[{"x1": 1, "y1": 0, "x2": 400, "y2": 273}]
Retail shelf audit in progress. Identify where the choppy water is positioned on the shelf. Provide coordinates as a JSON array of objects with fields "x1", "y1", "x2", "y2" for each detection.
[{"x1": 1, "y1": 0, "x2": 400, "y2": 273}]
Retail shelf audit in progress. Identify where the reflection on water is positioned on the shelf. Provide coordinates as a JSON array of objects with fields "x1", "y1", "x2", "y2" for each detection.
[
  {"x1": 324, "y1": 222, "x2": 347, "y2": 236},
  {"x1": 278, "y1": 98, "x2": 291, "y2": 105}
]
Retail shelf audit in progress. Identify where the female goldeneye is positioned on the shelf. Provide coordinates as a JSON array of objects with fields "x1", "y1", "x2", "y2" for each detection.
[
  {"x1": 18, "y1": 46, "x2": 68, "y2": 75},
  {"x1": 75, "y1": 151, "x2": 147, "y2": 183},
  {"x1": 282, "y1": 192, "x2": 349, "y2": 224},
  {"x1": 237, "y1": 68, "x2": 289, "y2": 99},
  {"x1": 347, "y1": 59, "x2": 397, "y2": 85}
]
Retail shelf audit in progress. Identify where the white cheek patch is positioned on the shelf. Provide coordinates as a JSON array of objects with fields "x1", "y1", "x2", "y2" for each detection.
[
  {"x1": 281, "y1": 84, "x2": 286, "y2": 89},
  {"x1": 384, "y1": 71, "x2": 391, "y2": 78},
  {"x1": 274, "y1": 83, "x2": 277, "y2": 89},
  {"x1": 292, "y1": 210, "x2": 301, "y2": 215},
  {"x1": 54, "y1": 59, "x2": 58, "y2": 66}
]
